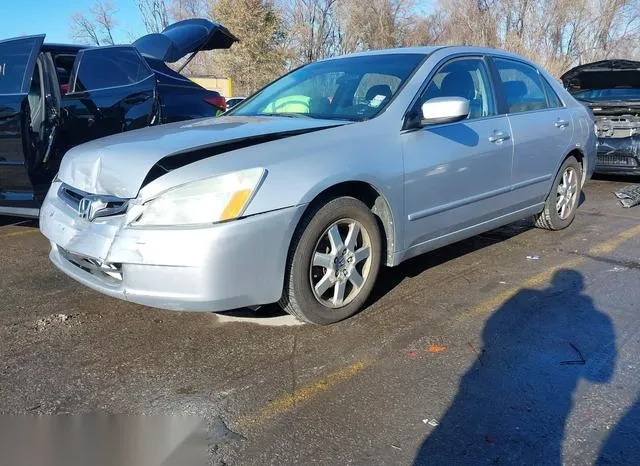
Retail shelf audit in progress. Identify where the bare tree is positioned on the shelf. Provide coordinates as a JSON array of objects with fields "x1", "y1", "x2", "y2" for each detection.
[
  {"x1": 70, "y1": 0, "x2": 119, "y2": 45},
  {"x1": 170, "y1": 0, "x2": 208, "y2": 21},
  {"x1": 137, "y1": 0, "x2": 170, "y2": 33},
  {"x1": 136, "y1": 0, "x2": 640, "y2": 85},
  {"x1": 285, "y1": 0, "x2": 341, "y2": 64},
  {"x1": 70, "y1": 13, "x2": 101, "y2": 46}
]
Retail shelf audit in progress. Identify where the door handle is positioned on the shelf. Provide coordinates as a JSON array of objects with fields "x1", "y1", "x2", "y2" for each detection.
[
  {"x1": 554, "y1": 119, "x2": 570, "y2": 128},
  {"x1": 488, "y1": 131, "x2": 510, "y2": 143}
]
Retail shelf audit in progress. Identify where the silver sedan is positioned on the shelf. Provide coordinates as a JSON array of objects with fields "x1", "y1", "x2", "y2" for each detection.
[{"x1": 40, "y1": 46, "x2": 596, "y2": 324}]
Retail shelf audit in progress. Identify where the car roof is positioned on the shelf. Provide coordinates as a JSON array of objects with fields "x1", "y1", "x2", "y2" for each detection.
[
  {"x1": 318, "y1": 45, "x2": 536, "y2": 66},
  {"x1": 42, "y1": 43, "x2": 86, "y2": 54}
]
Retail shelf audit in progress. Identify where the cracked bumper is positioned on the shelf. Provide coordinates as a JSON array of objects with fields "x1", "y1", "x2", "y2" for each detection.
[{"x1": 40, "y1": 183, "x2": 305, "y2": 312}]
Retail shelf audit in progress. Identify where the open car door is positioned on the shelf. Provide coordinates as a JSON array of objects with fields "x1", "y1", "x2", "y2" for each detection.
[
  {"x1": 59, "y1": 46, "x2": 159, "y2": 154},
  {"x1": 0, "y1": 34, "x2": 49, "y2": 217}
]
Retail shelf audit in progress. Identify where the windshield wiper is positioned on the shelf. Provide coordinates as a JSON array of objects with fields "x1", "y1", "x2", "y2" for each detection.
[{"x1": 259, "y1": 112, "x2": 312, "y2": 119}]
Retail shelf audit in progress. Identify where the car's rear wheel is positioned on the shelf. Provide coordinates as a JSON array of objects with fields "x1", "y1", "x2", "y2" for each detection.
[
  {"x1": 534, "y1": 156, "x2": 582, "y2": 230},
  {"x1": 279, "y1": 197, "x2": 382, "y2": 324}
]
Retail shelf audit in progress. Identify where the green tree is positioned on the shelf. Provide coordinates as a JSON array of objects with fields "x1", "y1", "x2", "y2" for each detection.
[{"x1": 208, "y1": 0, "x2": 288, "y2": 95}]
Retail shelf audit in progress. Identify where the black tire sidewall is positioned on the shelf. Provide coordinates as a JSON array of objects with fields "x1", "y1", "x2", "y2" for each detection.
[
  {"x1": 546, "y1": 156, "x2": 582, "y2": 229},
  {"x1": 288, "y1": 197, "x2": 382, "y2": 325}
]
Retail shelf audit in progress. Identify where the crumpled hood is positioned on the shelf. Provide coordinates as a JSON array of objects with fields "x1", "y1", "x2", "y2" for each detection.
[
  {"x1": 57, "y1": 116, "x2": 344, "y2": 198},
  {"x1": 561, "y1": 59, "x2": 640, "y2": 91}
]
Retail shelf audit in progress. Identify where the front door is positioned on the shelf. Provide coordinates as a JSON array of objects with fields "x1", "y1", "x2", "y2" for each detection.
[
  {"x1": 57, "y1": 46, "x2": 159, "y2": 156},
  {"x1": 0, "y1": 34, "x2": 45, "y2": 215},
  {"x1": 401, "y1": 56, "x2": 514, "y2": 252}
]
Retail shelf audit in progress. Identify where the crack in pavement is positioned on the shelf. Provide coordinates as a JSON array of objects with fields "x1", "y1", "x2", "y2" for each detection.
[{"x1": 572, "y1": 252, "x2": 640, "y2": 270}]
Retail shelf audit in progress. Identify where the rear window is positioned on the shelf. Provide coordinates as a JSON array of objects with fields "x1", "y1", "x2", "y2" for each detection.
[
  {"x1": 71, "y1": 47, "x2": 153, "y2": 92},
  {"x1": 0, "y1": 36, "x2": 39, "y2": 94}
]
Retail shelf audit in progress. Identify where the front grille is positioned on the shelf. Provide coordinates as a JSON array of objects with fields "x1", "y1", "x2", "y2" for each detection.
[
  {"x1": 59, "y1": 247, "x2": 123, "y2": 284},
  {"x1": 597, "y1": 154, "x2": 639, "y2": 167},
  {"x1": 58, "y1": 184, "x2": 129, "y2": 220}
]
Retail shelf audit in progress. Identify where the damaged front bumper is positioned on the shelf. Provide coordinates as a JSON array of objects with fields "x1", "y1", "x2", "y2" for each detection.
[
  {"x1": 40, "y1": 182, "x2": 304, "y2": 312},
  {"x1": 595, "y1": 136, "x2": 640, "y2": 174}
]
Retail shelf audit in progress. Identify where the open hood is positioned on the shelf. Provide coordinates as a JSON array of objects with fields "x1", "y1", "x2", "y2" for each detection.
[
  {"x1": 133, "y1": 18, "x2": 238, "y2": 63},
  {"x1": 561, "y1": 59, "x2": 640, "y2": 91}
]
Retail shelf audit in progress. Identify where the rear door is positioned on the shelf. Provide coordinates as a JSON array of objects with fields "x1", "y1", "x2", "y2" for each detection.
[
  {"x1": 58, "y1": 46, "x2": 159, "y2": 154},
  {"x1": 491, "y1": 57, "x2": 573, "y2": 207},
  {"x1": 0, "y1": 35, "x2": 44, "y2": 214}
]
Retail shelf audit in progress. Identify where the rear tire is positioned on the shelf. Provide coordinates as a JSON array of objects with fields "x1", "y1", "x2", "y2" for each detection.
[
  {"x1": 279, "y1": 197, "x2": 382, "y2": 325},
  {"x1": 534, "y1": 156, "x2": 582, "y2": 230}
]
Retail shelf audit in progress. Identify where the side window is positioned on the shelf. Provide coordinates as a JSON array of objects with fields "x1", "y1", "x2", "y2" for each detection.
[
  {"x1": 0, "y1": 36, "x2": 41, "y2": 94},
  {"x1": 541, "y1": 76, "x2": 563, "y2": 108},
  {"x1": 494, "y1": 58, "x2": 548, "y2": 113},
  {"x1": 420, "y1": 58, "x2": 496, "y2": 119},
  {"x1": 70, "y1": 47, "x2": 153, "y2": 93}
]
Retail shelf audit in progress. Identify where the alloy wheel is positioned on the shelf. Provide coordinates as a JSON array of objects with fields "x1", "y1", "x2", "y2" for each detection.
[
  {"x1": 556, "y1": 166, "x2": 579, "y2": 220},
  {"x1": 309, "y1": 218, "x2": 372, "y2": 308}
]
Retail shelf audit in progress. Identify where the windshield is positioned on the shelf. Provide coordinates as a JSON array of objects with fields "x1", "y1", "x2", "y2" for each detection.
[
  {"x1": 572, "y1": 88, "x2": 640, "y2": 101},
  {"x1": 229, "y1": 54, "x2": 426, "y2": 121}
]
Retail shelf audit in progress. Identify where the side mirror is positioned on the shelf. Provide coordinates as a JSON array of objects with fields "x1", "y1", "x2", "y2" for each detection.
[{"x1": 420, "y1": 97, "x2": 470, "y2": 126}]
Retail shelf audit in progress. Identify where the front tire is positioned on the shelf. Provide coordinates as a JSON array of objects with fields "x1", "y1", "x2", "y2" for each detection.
[
  {"x1": 534, "y1": 156, "x2": 582, "y2": 230},
  {"x1": 279, "y1": 197, "x2": 382, "y2": 325}
]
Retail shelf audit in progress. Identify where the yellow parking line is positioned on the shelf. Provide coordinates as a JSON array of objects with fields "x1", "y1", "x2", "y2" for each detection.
[
  {"x1": 460, "y1": 257, "x2": 584, "y2": 320},
  {"x1": 234, "y1": 224, "x2": 640, "y2": 430},
  {"x1": 588, "y1": 224, "x2": 640, "y2": 255},
  {"x1": 236, "y1": 360, "x2": 367, "y2": 429},
  {"x1": 0, "y1": 229, "x2": 40, "y2": 239}
]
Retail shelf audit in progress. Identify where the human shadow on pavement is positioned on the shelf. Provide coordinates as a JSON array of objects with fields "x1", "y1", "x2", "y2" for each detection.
[
  {"x1": 597, "y1": 396, "x2": 640, "y2": 464},
  {"x1": 414, "y1": 269, "x2": 616, "y2": 465}
]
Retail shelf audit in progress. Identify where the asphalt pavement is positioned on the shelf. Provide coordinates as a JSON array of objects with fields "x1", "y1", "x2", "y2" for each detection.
[{"x1": 1, "y1": 177, "x2": 639, "y2": 465}]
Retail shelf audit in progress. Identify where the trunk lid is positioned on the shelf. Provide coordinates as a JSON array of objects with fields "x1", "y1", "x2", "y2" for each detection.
[{"x1": 132, "y1": 18, "x2": 238, "y2": 63}]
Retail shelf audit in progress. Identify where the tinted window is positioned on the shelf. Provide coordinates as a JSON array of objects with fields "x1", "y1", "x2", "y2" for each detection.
[
  {"x1": 421, "y1": 58, "x2": 496, "y2": 119},
  {"x1": 0, "y1": 37, "x2": 39, "y2": 94},
  {"x1": 230, "y1": 54, "x2": 425, "y2": 121},
  {"x1": 542, "y1": 77, "x2": 563, "y2": 108},
  {"x1": 72, "y1": 47, "x2": 152, "y2": 92},
  {"x1": 494, "y1": 58, "x2": 548, "y2": 113}
]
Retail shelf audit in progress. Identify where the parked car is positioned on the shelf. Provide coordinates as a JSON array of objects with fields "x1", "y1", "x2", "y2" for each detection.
[
  {"x1": 0, "y1": 18, "x2": 237, "y2": 217},
  {"x1": 562, "y1": 59, "x2": 640, "y2": 176},
  {"x1": 226, "y1": 96, "x2": 246, "y2": 109},
  {"x1": 40, "y1": 46, "x2": 595, "y2": 324}
]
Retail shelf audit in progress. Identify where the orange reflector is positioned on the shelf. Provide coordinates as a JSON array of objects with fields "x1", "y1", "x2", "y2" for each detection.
[{"x1": 221, "y1": 189, "x2": 252, "y2": 220}]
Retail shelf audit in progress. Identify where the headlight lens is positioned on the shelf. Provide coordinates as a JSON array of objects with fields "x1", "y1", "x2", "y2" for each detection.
[{"x1": 130, "y1": 168, "x2": 266, "y2": 227}]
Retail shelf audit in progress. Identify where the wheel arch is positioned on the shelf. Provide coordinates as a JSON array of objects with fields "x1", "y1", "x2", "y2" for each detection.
[{"x1": 293, "y1": 180, "x2": 397, "y2": 267}]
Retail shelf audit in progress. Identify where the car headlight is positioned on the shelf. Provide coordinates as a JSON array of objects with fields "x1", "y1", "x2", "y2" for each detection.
[{"x1": 129, "y1": 168, "x2": 266, "y2": 227}]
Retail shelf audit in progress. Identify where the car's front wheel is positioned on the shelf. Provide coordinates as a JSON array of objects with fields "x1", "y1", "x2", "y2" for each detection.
[
  {"x1": 279, "y1": 197, "x2": 382, "y2": 324},
  {"x1": 534, "y1": 156, "x2": 582, "y2": 230}
]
